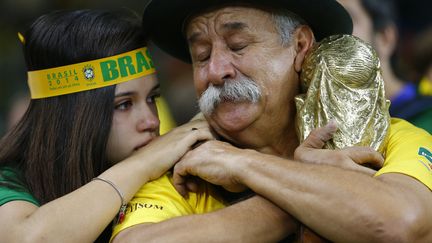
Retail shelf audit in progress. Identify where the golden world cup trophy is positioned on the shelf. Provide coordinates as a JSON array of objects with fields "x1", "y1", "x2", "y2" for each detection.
[
  {"x1": 296, "y1": 34, "x2": 390, "y2": 153},
  {"x1": 294, "y1": 34, "x2": 391, "y2": 242}
]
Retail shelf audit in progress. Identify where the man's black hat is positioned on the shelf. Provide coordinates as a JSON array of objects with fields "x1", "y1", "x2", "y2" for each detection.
[{"x1": 142, "y1": 0, "x2": 353, "y2": 63}]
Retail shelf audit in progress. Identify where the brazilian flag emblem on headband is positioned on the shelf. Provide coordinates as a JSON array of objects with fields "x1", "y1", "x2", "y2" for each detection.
[{"x1": 83, "y1": 65, "x2": 95, "y2": 81}]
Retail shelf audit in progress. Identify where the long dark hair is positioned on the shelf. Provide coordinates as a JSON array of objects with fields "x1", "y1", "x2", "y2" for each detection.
[{"x1": 0, "y1": 9, "x2": 146, "y2": 204}]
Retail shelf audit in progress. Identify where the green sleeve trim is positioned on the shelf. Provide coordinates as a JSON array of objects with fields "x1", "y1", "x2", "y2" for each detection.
[
  {"x1": 0, "y1": 186, "x2": 40, "y2": 206},
  {"x1": 0, "y1": 166, "x2": 40, "y2": 206}
]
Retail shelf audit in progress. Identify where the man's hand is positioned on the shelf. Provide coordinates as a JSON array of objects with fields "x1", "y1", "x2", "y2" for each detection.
[
  {"x1": 294, "y1": 121, "x2": 384, "y2": 174},
  {"x1": 172, "y1": 140, "x2": 249, "y2": 196}
]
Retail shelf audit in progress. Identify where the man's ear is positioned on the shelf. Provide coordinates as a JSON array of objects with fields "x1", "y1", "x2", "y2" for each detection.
[{"x1": 293, "y1": 26, "x2": 314, "y2": 73}]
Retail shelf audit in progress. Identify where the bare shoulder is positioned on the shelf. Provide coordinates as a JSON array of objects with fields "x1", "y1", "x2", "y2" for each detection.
[
  {"x1": 0, "y1": 200, "x2": 38, "y2": 218},
  {"x1": 0, "y1": 201, "x2": 38, "y2": 240}
]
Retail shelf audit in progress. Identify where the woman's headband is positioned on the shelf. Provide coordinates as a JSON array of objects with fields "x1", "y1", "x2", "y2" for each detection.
[{"x1": 27, "y1": 47, "x2": 156, "y2": 99}]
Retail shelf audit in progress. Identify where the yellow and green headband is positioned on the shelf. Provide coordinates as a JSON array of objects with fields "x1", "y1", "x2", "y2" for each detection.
[{"x1": 27, "y1": 47, "x2": 156, "y2": 99}]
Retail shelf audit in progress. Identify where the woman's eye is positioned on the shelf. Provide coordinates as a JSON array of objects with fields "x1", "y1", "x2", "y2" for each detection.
[{"x1": 115, "y1": 100, "x2": 132, "y2": 110}]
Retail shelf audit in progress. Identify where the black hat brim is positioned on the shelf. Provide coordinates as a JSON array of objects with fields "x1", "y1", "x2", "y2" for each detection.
[{"x1": 142, "y1": 0, "x2": 353, "y2": 63}]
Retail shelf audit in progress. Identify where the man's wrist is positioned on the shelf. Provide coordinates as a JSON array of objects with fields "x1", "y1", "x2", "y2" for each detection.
[{"x1": 233, "y1": 149, "x2": 260, "y2": 186}]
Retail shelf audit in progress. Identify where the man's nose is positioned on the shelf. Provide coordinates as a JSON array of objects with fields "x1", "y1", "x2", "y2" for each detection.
[{"x1": 207, "y1": 47, "x2": 235, "y2": 86}]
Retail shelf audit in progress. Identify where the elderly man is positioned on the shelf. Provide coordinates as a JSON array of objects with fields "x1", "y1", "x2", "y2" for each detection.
[{"x1": 112, "y1": 0, "x2": 432, "y2": 242}]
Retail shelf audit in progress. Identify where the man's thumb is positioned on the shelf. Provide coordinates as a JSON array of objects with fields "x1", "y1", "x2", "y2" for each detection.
[{"x1": 302, "y1": 120, "x2": 338, "y2": 149}]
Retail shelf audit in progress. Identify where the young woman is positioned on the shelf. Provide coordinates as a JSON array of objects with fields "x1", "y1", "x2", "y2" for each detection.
[{"x1": 0, "y1": 9, "x2": 218, "y2": 242}]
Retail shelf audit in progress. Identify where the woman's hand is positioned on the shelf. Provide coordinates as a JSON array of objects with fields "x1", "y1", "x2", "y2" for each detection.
[{"x1": 131, "y1": 119, "x2": 216, "y2": 181}]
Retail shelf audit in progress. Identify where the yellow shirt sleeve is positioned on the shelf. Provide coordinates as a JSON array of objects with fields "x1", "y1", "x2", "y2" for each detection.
[
  {"x1": 375, "y1": 118, "x2": 432, "y2": 190},
  {"x1": 111, "y1": 173, "x2": 225, "y2": 240}
]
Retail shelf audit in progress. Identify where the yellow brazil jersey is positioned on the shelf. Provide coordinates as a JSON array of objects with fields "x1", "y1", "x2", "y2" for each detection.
[
  {"x1": 375, "y1": 118, "x2": 432, "y2": 190},
  {"x1": 156, "y1": 97, "x2": 176, "y2": 135},
  {"x1": 111, "y1": 172, "x2": 225, "y2": 240}
]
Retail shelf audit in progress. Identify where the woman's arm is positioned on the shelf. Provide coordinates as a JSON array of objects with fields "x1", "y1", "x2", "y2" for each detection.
[{"x1": 0, "y1": 119, "x2": 213, "y2": 243}]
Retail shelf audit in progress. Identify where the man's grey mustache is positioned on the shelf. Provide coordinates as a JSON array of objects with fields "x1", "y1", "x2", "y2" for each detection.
[{"x1": 198, "y1": 77, "x2": 262, "y2": 115}]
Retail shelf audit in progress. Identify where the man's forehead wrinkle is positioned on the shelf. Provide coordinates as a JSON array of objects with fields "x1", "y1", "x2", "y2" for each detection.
[
  {"x1": 216, "y1": 7, "x2": 274, "y2": 35},
  {"x1": 222, "y1": 22, "x2": 249, "y2": 32},
  {"x1": 186, "y1": 16, "x2": 210, "y2": 43},
  {"x1": 187, "y1": 12, "x2": 236, "y2": 44},
  {"x1": 187, "y1": 8, "x2": 219, "y2": 35},
  {"x1": 211, "y1": 9, "x2": 249, "y2": 36},
  {"x1": 186, "y1": 6, "x2": 271, "y2": 46},
  {"x1": 188, "y1": 7, "x2": 250, "y2": 33}
]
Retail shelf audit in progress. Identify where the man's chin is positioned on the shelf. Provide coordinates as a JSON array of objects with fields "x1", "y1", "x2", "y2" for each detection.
[{"x1": 209, "y1": 101, "x2": 260, "y2": 133}]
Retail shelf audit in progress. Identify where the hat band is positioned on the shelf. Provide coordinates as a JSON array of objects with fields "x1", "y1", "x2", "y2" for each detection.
[{"x1": 27, "y1": 47, "x2": 155, "y2": 99}]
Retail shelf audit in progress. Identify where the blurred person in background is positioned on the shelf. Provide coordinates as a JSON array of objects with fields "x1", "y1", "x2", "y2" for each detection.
[
  {"x1": 409, "y1": 26, "x2": 432, "y2": 132},
  {"x1": 338, "y1": 0, "x2": 432, "y2": 134},
  {"x1": 413, "y1": 27, "x2": 432, "y2": 96}
]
